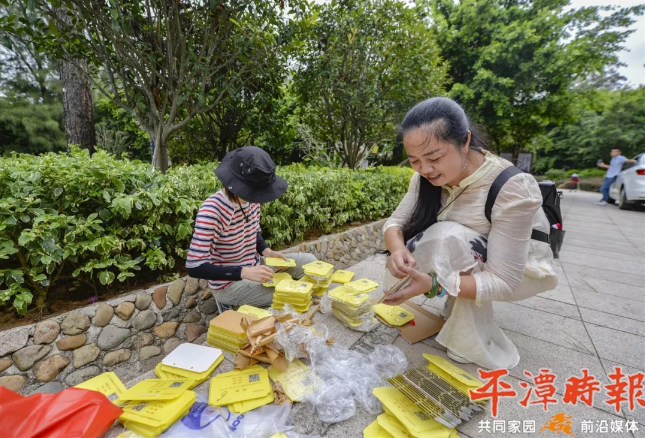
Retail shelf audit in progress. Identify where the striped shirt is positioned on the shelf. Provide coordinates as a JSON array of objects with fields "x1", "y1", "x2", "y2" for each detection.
[{"x1": 186, "y1": 190, "x2": 261, "y2": 290}]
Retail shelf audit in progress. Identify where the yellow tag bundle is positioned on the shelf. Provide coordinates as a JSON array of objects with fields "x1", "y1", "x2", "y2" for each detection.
[
  {"x1": 345, "y1": 278, "x2": 379, "y2": 294},
  {"x1": 120, "y1": 388, "x2": 196, "y2": 437},
  {"x1": 372, "y1": 387, "x2": 457, "y2": 438},
  {"x1": 331, "y1": 270, "x2": 355, "y2": 284},
  {"x1": 302, "y1": 260, "x2": 334, "y2": 281},
  {"x1": 154, "y1": 343, "x2": 225, "y2": 389},
  {"x1": 263, "y1": 272, "x2": 293, "y2": 287},
  {"x1": 208, "y1": 310, "x2": 255, "y2": 353},
  {"x1": 272, "y1": 279, "x2": 314, "y2": 313},
  {"x1": 372, "y1": 303, "x2": 414, "y2": 327},
  {"x1": 328, "y1": 286, "x2": 378, "y2": 331},
  {"x1": 302, "y1": 275, "x2": 332, "y2": 297},
  {"x1": 265, "y1": 257, "x2": 297, "y2": 268},
  {"x1": 209, "y1": 365, "x2": 273, "y2": 413}
]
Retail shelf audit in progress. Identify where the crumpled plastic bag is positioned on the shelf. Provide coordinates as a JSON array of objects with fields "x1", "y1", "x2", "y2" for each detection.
[{"x1": 0, "y1": 386, "x2": 122, "y2": 438}]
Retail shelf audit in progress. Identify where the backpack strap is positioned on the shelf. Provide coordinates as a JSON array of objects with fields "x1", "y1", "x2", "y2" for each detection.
[
  {"x1": 485, "y1": 166, "x2": 550, "y2": 244},
  {"x1": 485, "y1": 166, "x2": 522, "y2": 222}
]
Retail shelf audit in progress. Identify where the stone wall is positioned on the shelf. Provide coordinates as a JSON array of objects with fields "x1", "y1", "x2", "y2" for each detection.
[
  {"x1": 0, "y1": 220, "x2": 386, "y2": 394},
  {"x1": 283, "y1": 219, "x2": 386, "y2": 270}
]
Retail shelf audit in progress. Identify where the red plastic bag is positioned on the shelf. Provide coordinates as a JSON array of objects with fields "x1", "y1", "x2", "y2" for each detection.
[{"x1": 0, "y1": 386, "x2": 122, "y2": 438}]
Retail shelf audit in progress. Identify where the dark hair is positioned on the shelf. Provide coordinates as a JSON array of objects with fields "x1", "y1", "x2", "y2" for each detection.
[
  {"x1": 612, "y1": 148, "x2": 621, "y2": 152},
  {"x1": 399, "y1": 97, "x2": 489, "y2": 242}
]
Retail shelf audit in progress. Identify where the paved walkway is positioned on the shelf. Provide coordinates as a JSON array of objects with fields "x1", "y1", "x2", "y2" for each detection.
[{"x1": 108, "y1": 190, "x2": 645, "y2": 438}]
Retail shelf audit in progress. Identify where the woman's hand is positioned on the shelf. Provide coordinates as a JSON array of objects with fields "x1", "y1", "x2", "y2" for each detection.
[
  {"x1": 262, "y1": 249, "x2": 287, "y2": 260},
  {"x1": 382, "y1": 266, "x2": 433, "y2": 306},
  {"x1": 241, "y1": 265, "x2": 275, "y2": 283},
  {"x1": 386, "y1": 248, "x2": 417, "y2": 279}
]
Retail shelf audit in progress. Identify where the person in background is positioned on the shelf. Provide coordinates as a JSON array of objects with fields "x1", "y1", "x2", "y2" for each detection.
[
  {"x1": 596, "y1": 148, "x2": 637, "y2": 205},
  {"x1": 185, "y1": 146, "x2": 316, "y2": 308},
  {"x1": 570, "y1": 173, "x2": 580, "y2": 192}
]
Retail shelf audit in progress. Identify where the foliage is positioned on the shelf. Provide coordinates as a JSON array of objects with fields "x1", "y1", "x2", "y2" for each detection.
[
  {"x1": 94, "y1": 98, "x2": 150, "y2": 161},
  {"x1": 0, "y1": 148, "x2": 412, "y2": 314},
  {"x1": 293, "y1": 0, "x2": 447, "y2": 168},
  {"x1": 534, "y1": 87, "x2": 645, "y2": 172},
  {"x1": 423, "y1": 0, "x2": 644, "y2": 154},
  {"x1": 0, "y1": 98, "x2": 66, "y2": 155},
  {"x1": 0, "y1": 2, "x2": 59, "y2": 104}
]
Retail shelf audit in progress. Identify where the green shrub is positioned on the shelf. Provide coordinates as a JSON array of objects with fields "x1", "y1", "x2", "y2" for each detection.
[
  {"x1": 0, "y1": 149, "x2": 412, "y2": 314},
  {"x1": 578, "y1": 168, "x2": 606, "y2": 178},
  {"x1": 558, "y1": 177, "x2": 604, "y2": 192},
  {"x1": 543, "y1": 169, "x2": 567, "y2": 181}
]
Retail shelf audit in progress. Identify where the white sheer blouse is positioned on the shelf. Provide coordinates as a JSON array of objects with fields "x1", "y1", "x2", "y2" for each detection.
[{"x1": 384, "y1": 152, "x2": 557, "y2": 304}]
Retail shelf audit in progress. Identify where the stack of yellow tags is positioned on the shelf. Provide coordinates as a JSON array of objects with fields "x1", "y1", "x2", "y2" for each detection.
[
  {"x1": 272, "y1": 279, "x2": 314, "y2": 313},
  {"x1": 154, "y1": 343, "x2": 224, "y2": 388},
  {"x1": 302, "y1": 275, "x2": 332, "y2": 297},
  {"x1": 345, "y1": 278, "x2": 379, "y2": 294},
  {"x1": 75, "y1": 371, "x2": 127, "y2": 404},
  {"x1": 372, "y1": 303, "x2": 414, "y2": 326},
  {"x1": 209, "y1": 365, "x2": 274, "y2": 414},
  {"x1": 368, "y1": 387, "x2": 459, "y2": 438},
  {"x1": 268, "y1": 359, "x2": 320, "y2": 402},
  {"x1": 302, "y1": 260, "x2": 334, "y2": 283},
  {"x1": 118, "y1": 379, "x2": 197, "y2": 437},
  {"x1": 328, "y1": 286, "x2": 378, "y2": 331},
  {"x1": 208, "y1": 310, "x2": 255, "y2": 353},
  {"x1": 263, "y1": 272, "x2": 293, "y2": 287},
  {"x1": 331, "y1": 269, "x2": 355, "y2": 284}
]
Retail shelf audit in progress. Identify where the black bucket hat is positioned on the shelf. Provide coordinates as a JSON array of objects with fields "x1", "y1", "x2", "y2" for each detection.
[{"x1": 214, "y1": 146, "x2": 288, "y2": 204}]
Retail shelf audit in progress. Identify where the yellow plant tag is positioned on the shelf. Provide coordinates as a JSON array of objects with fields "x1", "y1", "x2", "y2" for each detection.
[
  {"x1": 119, "y1": 379, "x2": 194, "y2": 401},
  {"x1": 75, "y1": 371, "x2": 127, "y2": 404},
  {"x1": 238, "y1": 305, "x2": 273, "y2": 319},
  {"x1": 372, "y1": 303, "x2": 414, "y2": 326},
  {"x1": 302, "y1": 275, "x2": 333, "y2": 288},
  {"x1": 156, "y1": 354, "x2": 224, "y2": 382},
  {"x1": 364, "y1": 418, "x2": 395, "y2": 438},
  {"x1": 329, "y1": 287, "x2": 370, "y2": 307},
  {"x1": 263, "y1": 272, "x2": 293, "y2": 287},
  {"x1": 209, "y1": 365, "x2": 271, "y2": 406},
  {"x1": 331, "y1": 270, "x2": 355, "y2": 284},
  {"x1": 268, "y1": 359, "x2": 319, "y2": 401},
  {"x1": 120, "y1": 390, "x2": 196, "y2": 428},
  {"x1": 346, "y1": 278, "x2": 379, "y2": 293},
  {"x1": 302, "y1": 261, "x2": 334, "y2": 277},
  {"x1": 229, "y1": 390, "x2": 275, "y2": 414},
  {"x1": 423, "y1": 354, "x2": 482, "y2": 388},
  {"x1": 274, "y1": 279, "x2": 314, "y2": 295},
  {"x1": 265, "y1": 257, "x2": 297, "y2": 267},
  {"x1": 377, "y1": 413, "x2": 413, "y2": 438},
  {"x1": 373, "y1": 387, "x2": 451, "y2": 437}
]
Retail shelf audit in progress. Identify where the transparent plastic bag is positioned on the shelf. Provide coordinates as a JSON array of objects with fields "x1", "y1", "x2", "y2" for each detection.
[
  {"x1": 302, "y1": 335, "x2": 408, "y2": 423},
  {"x1": 161, "y1": 394, "x2": 293, "y2": 438}
]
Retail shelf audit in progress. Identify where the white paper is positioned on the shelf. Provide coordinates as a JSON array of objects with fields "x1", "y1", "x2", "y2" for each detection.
[{"x1": 162, "y1": 343, "x2": 222, "y2": 373}]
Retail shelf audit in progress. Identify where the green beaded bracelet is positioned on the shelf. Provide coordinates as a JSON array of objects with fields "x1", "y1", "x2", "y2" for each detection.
[{"x1": 424, "y1": 273, "x2": 443, "y2": 299}]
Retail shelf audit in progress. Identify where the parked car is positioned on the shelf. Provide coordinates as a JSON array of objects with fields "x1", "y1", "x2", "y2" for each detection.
[{"x1": 609, "y1": 153, "x2": 645, "y2": 210}]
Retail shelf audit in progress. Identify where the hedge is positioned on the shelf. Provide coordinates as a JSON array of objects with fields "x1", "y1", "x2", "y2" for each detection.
[{"x1": 0, "y1": 149, "x2": 412, "y2": 314}]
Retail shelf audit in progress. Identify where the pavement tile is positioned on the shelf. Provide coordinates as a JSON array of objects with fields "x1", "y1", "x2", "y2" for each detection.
[
  {"x1": 494, "y1": 302, "x2": 596, "y2": 356},
  {"x1": 599, "y1": 360, "x2": 645, "y2": 438},
  {"x1": 561, "y1": 262, "x2": 644, "y2": 288},
  {"x1": 568, "y1": 277, "x2": 645, "y2": 303},
  {"x1": 580, "y1": 308, "x2": 645, "y2": 337},
  {"x1": 538, "y1": 283, "x2": 577, "y2": 305},
  {"x1": 585, "y1": 324, "x2": 645, "y2": 370},
  {"x1": 511, "y1": 295, "x2": 581, "y2": 320},
  {"x1": 571, "y1": 287, "x2": 645, "y2": 322},
  {"x1": 559, "y1": 252, "x2": 644, "y2": 276}
]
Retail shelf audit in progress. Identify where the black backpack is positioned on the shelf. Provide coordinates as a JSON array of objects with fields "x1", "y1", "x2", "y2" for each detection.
[{"x1": 485, "y1": 166, "x2": 565, "y2": 259}]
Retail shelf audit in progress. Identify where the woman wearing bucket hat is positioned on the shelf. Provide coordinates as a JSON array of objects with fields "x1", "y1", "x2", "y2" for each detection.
[{"x1": 186, "y1": 146, "x2": 317, "y2": 308}]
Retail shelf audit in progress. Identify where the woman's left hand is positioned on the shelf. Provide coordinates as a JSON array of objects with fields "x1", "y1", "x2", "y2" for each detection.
[{"x1": 382, "y1": 266, "x2": 434, "y2": 306}]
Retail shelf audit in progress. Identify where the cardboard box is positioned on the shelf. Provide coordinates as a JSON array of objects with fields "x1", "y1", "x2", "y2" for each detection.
[{"x1": 372, "y1": 299, "x2": 445, "y2": 344}]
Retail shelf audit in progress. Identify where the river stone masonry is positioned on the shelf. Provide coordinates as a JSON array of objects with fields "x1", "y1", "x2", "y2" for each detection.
[{"x1": 0, "y1": 220, "x2": 385, "y2": 394}]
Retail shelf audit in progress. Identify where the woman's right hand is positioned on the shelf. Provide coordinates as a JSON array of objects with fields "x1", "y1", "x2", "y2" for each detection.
[
  {"x1": 386, "y1": 248, "x2": 417, "y2": 279},
  {"x1": 241, "y1": 265, "x2": 275, "y2": 283}
]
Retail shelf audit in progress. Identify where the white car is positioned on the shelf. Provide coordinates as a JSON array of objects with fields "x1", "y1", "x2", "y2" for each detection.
[{"x1": 609, "y1": 153, "x2": 645, "y2": 210}]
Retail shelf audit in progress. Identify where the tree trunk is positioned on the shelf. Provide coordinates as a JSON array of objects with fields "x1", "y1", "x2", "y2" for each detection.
[
  {"x1": 57, "y1": 9, "x2": 96, "y2": 153},
  {"x1": 152, "y1": 131, "x2": 170, "y2": 173}
]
